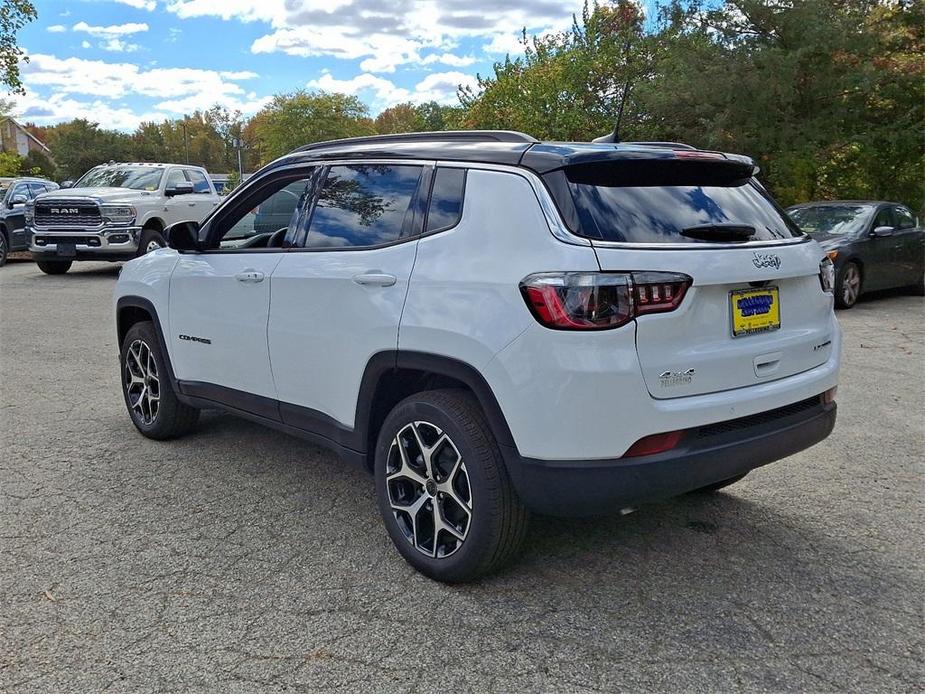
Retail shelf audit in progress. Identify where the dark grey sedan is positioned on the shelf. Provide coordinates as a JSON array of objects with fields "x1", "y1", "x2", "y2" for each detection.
[{"x1": 787, "y1": 201, "x2": 924, "y2": 308}]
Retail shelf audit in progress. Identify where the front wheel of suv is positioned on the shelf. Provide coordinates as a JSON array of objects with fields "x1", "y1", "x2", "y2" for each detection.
[
  {"x1": 121, "y1": 321, "x2": 199, "y2": 439},
  {"x1": 374, "y1": 389, "x2": 529, "y2": 583}
]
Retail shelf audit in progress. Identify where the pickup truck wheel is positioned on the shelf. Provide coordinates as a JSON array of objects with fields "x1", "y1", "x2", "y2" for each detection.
[
  {"x1": 137, "y1": 228, "x2": 166, "y2": 257},
  {"x1": 36, "y1": 260, "x2": 72, "y2": 274},
  {"x1": 374, "y1": 389, "x2": 529, "y2": 583},
  {"x1": 121, "y1": 321, "x2": 198, "y2": 439},
  {"x1": 0, "y1": 231, "x2": 7, "y2": 267}
]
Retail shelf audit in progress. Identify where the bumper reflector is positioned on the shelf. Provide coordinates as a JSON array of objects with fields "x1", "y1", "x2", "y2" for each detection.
[{"x1": 623, "y1": 430, "x2": 684, "y2": 458}]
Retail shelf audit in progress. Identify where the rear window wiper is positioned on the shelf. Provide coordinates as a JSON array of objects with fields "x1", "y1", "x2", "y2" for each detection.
[{"x1": 680, "y1": 224, "x2": 756, "y2": 242}]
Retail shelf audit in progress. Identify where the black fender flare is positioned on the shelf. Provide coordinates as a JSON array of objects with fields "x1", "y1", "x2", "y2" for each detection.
[{"x1": 115, "y1": 296, "x2": 180, "y2": 391}]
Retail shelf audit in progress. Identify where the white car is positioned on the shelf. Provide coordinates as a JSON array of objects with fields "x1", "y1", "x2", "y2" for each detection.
[
  {"x1": 28, "y1": 162, "x2": 220, "y2": 274},
  {"x1": 113, "y1": 131, "x2": 841, "y2": 582}
]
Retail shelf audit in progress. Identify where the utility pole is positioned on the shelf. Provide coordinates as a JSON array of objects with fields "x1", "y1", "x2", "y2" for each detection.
[
  {"x1": 232, "y1": 137, "x2": 245, "y2": 181},
  {"x1": 182, "y1": 122, "x2": 190, "y2": 164}
]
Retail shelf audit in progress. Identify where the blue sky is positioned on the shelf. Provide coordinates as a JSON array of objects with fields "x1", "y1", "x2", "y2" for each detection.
[{"x1": 16, "y1": 0, "x2": 653, "y2": 131}]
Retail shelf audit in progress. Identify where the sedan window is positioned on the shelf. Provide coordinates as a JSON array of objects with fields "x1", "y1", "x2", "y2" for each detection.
[{"x1": 788, "y1": 204, "x2": 876, "y2": 235}]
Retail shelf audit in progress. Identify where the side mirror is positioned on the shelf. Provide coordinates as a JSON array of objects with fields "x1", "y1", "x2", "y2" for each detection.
[
  {"x1": 60, "y1": 180, "x2": 74, "y2": 189},
  {"x1": 166, "y1": 221, "x2": 201, "y2": 251},
  {"x1": 871, "y1": 225, "x2": 894, "y2": 237},
  {"x1": 9, "y1": 194, "x2": 27, "y2": 207},
  {"x1": 165, "y1": 181, "x2": 194, "y2": 197}
]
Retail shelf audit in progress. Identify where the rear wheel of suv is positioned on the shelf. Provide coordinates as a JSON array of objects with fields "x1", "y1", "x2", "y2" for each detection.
[
  {"x1": 36, "y1": 260, "x2": 72, "y2": 274},
  {"x1": 137, "y1": 228, "x2": 166, "y2": 257},
  {"x1": 835, "y1": 261, "x2": 861, "y2": 309},
  {"x1": 374, "y1": 389, "x2": 529, "y2": 583},
  {"x1": 121, "y1": 321, "x2": 199, "y2": 439}
]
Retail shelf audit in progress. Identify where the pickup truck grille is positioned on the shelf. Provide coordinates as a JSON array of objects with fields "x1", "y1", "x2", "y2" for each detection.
[{"x1": 34, "y1": 199, "x2": 101, "y2": 227}]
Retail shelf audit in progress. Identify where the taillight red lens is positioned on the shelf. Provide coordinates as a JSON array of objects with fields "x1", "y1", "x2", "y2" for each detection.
[
  {"x1": 521, "y1": 273, "x2": 632, "y2": 330},
  {"x1": 622, "y1": 430, "x2": 684, "y2": 458},
  {"x1": 520, "y1": 272, "x2": 691, "y2": 330}
]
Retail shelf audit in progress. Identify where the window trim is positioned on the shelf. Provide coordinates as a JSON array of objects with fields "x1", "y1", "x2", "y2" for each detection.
[
  {"x1": 197, "y1": 165, "x2": 320, "y2": 254},
  {"x1": 292, "y1": 161, "x2": 433, "y2": 253}
]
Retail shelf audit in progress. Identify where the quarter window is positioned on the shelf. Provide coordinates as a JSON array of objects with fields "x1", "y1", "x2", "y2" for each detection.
[
  {"x1": 305, "y1": 164, "x2": 423, "y2": 249},
  {"x1": 426, "y1": 167, "x2": 466, "y2": 233}
]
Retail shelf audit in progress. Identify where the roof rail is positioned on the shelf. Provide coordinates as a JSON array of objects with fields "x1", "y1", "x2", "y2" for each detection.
[
  {"x1": 621, "y1": 141, "x2": 698, "y2": 150},
  {"x1": 291, "y1": 130, "x2": 538, "y2": 153}
]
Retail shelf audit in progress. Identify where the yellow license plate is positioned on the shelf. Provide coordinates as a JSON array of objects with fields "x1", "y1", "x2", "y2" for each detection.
[{"x1": 730, "y1": 287, "x2": 781, "y2": 337}]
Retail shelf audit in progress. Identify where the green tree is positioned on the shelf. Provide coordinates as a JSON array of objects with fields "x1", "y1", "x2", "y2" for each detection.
[
  {"x1": 375, "y1": 103, "x2": 425, "y2": 134},
  {"x1": 42, "y1": 119, "x2": 133, "y2": 180},
  {"x1": 460, "y1": 1, "x2": 657, "y2": 140},
  {"x1": 0, "y1": 0, "x2": 36, "y2": 94},
  {"x1": 249, "y1": 90, "x2": 375, "y2": 163},
  {"x1": 0, "y1": 149, "x2": 20, "y2": 175},
  {"x1": 21, "y1": 148, "x2": 53, "y2": 177}
]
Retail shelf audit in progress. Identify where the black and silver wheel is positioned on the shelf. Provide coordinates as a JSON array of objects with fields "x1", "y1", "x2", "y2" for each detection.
[
  {"x1": 36, "y1": 259, "x2": 71, "y2": 274},
  {"x1": 0, "y1": 230, "x2": 8, "y2": 267},
  {"x1": 120, "y1": 321, "x2": 198, "y2": 439},
  {"x1": 835, "y1": 261, "x2": 861, "y2": 309},
  {"x1": 375, "y1": 390, "x2": 528, "y2": 583},
  {"x1": 137, "y1": 228, "x2": 166, "y2": 257}
]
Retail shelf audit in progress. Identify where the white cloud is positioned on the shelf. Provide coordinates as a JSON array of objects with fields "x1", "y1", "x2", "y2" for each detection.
[
  {"x1": 16, "y1": 54, "x2": 270, "y2": 126},
  {"x1": 72, "y1": 22, "x2": 150, "y2": 38},
  {"x1": 16, "y1": 93, "x2": 168, "y2": 131},
  {"x1": 483, "y1": 32, "x2": 528, "y2": 55},
  {"x1": 47, "y1": 25, "x2": 67, "y2": 33},
  {"x1": 168, "y1": 0, "x2": 574, "y2": 73},
  {"x1": 420, "y1": 53, "x2": 476, "y2": 67},
  {"x1": 307, "y1": 70, "x2": 476, "y2": 111},
  {"x1": 81, "y1": 41, "x2": 91, "y2": 49},
  {"x1": 115, "y1": 0, "x2": 157, "y2": 10}
]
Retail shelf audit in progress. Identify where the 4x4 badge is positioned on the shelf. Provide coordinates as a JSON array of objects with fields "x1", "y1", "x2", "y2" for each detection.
[
  {"x1": 659, "y1": 369, "x2": 695, "y2": 387},
  {"x1": 752, "y1": 252, "x2": 782, "y2": 270}
]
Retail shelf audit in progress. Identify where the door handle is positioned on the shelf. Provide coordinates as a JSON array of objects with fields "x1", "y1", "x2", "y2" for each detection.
[
  {"x1": 353, "y1": 272, "x2": 397, "y2": 287},
  {"x1": 235, "y1": 270, "x2": 265, "y2": 283}
]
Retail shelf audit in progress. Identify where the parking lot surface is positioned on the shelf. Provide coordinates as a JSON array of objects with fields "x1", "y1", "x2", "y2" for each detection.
[{"x1": 1, "y1": 258, "x2": 922, "y2": 693}]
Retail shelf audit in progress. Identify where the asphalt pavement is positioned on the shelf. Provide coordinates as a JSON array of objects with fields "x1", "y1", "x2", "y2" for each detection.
[{"x1": 1, "y1": 257, "x2": 922, "y2": 692}]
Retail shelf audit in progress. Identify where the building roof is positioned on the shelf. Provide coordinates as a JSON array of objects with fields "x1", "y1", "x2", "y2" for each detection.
[{"x1": 1, "y1": 117, "x2": 51, "y2": 154}]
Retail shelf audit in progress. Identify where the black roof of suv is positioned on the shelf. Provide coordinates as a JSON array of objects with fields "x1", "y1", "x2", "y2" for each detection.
[{"x1": 270, "y1": 130, "x2": 756, "y2": 177}]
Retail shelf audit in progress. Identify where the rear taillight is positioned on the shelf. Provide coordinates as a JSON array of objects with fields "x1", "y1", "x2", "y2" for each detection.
[
  {"x1": 622, "y1": 430, "x2": 684, "y2": 458},
  {"x1": 520, "y1": 272, "x2": 691, "y2": 330}
]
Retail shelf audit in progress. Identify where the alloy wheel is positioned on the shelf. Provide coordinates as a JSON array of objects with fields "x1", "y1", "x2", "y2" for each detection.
[
  {"x1": 843, "y1": 264, "x2": 860, "y2": 306},
  {"x1": 124, "y1": 339, "x2": 160, "y2": 425},
  {"x1": 385, "y1": 421, "x2": 472, "y2": 558},
  {"x1": 145, "y1": 239, "x2": 164, "y2": 254}
]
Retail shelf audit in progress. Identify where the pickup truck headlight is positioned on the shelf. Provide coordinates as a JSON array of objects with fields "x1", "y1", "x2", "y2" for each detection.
[
  {"x1": 24, "y1": 202, "x2": 34, "y2": 225},
  {"x1": 101, "y1": 205, "x2": 136, "y2": 224}
]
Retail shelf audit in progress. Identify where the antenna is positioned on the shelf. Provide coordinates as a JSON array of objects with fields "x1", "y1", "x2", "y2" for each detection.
[{"x1": 592, "y1": 127, "x2": 620, "y2": 144}]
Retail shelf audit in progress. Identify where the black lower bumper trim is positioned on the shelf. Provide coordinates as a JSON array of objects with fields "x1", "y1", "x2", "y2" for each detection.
[
  {"x1": 32, "y1": 251, "x2": 132, "y2": 262},
  {"x1": 503, "y1": 401, "x2": 836, "y2": 517}
]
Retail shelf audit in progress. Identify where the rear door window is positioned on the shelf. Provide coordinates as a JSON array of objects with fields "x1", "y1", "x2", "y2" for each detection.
[
  {"x1": 894, "y1": 206, "x2": 915, "y2": 229},
  {"x1": 185, "y1": 169, "x2": 211, "y2": 193},
  {"x1": 544, "y1": 161, "x2": 803, "y2": 244},
  {"x1": 305, "y1": 164, "x2": 423, "y2": 249}
]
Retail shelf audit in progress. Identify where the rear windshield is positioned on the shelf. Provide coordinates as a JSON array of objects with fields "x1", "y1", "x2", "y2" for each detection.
[{"x1": 544, "y1": 161, "x2": 804, "y2": 244}]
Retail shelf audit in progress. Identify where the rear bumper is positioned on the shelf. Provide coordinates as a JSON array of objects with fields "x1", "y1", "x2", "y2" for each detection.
[{"x1": 503, "y1": 398, "x2": 836, "y2": 516}]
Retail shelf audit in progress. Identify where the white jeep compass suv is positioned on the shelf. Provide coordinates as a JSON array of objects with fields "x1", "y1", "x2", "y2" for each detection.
[{"x1": 113, "y1": 131, "x2": 840, "y2": 582}]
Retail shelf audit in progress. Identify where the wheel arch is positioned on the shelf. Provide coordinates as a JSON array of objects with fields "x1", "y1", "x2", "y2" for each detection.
[
  {"x1": 142, "y1": 217, "x2": 165, "y2": 232},
  {"x1": 356, "y1": 351, "x2": 517, "y2": 470},
  {"x1": 116, "y1": 296, "x2": 179, "y2": 389}
]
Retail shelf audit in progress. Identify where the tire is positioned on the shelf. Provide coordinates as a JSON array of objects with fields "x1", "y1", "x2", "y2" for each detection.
[
  {"x1": 36, "y1": 259, "x2": 72, "y2": 274},
  {"x1": 834, "y1": 261, "x2": 861, "y2": 309},
  {"x1": 374, "y1": 389, "x2": 529, "y2": 583},
  {"x1": 120, "y1": 321, "x2": 199, "y2": 440},
  {"x1": 136, "y1": 228, "x2": 166, "y2": 257},
  {"x1": 0, "y1": 230, "x2": 7, "y2": 267},
  {"x1": 690, "y1": 473, "x2": 748, "y2": 494}
]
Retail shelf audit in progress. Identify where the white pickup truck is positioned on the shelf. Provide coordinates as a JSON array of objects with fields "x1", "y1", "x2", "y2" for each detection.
[{"x1": 27, "y1": 162, "x2": 220, "y2": 274}]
